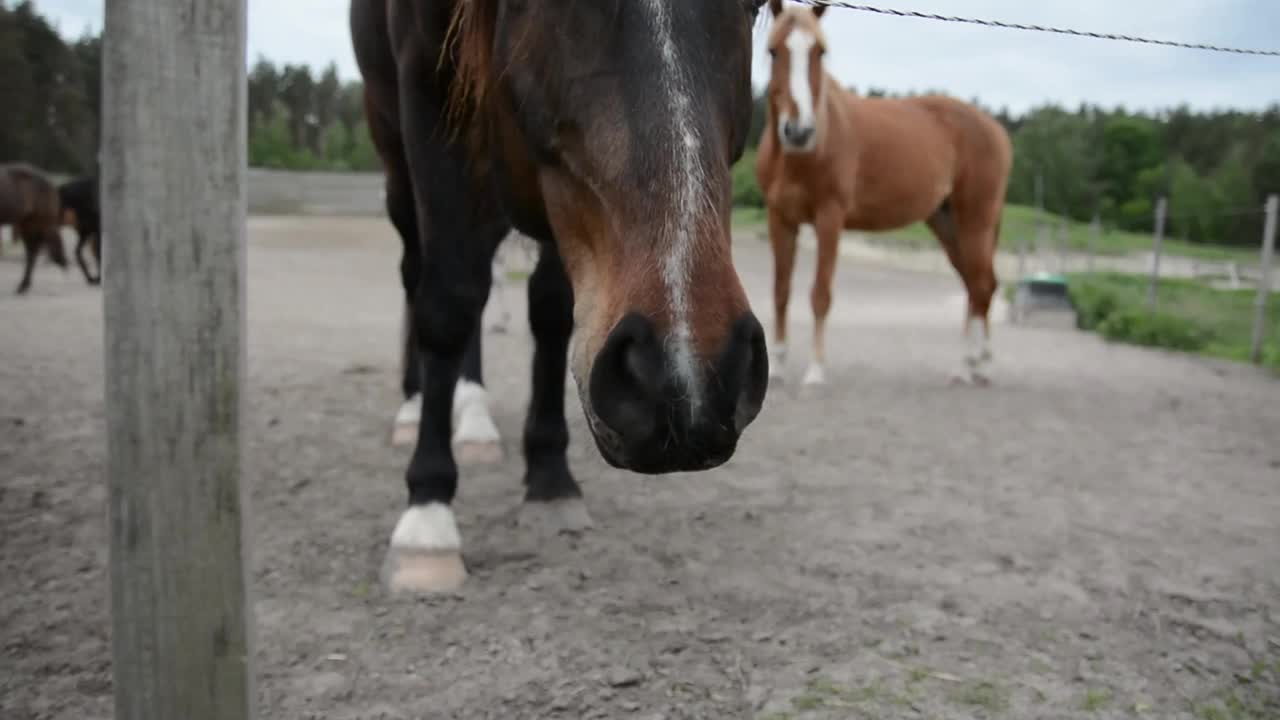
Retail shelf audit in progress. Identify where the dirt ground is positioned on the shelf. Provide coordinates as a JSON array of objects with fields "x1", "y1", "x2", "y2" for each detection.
[{"x1": 2, "y1": 216, "x2": 1278, "y2": 720}]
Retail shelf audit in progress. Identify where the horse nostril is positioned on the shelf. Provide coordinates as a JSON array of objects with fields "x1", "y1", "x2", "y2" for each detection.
[
  {"x1": 588, "y1": 313, "x2": 665, "y2": 444},
  {"x1": 732, "y1": 313, "x2": 769, "y2": 432}
]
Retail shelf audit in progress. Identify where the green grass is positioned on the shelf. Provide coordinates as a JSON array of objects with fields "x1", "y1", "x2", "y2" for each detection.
[
  {"x1": 949, "y1": 680, "x2": 1011, "y2": 713},
  {"x1": 731, "y1": 202, "x2": 1259, "y2": 263},
  {"x1": 1081, "y1": 688, "x2": 1114, "y2": 712},
  {"x1": 1065, "y1": 271, "x2": 1280, "y2": 372},
  {"x1": 731, "y1": 205, "x2": 768, "y2": 230}
]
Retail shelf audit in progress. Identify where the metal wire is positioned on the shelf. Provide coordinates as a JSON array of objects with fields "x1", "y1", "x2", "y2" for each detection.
[{"x1": 793, "y1": 1, "x2": 1280, "y2": 57}]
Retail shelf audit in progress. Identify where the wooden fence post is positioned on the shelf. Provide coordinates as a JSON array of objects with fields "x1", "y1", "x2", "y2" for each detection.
[
  {"x1": 1146, "y1": 196, "x2": 1168, "y2": 311},
  {"x1": 1250, "y1": 195, "x2": 1278, "y2": 364},
  {"x1": 103, "y1": 0, "x2": 254, "y2": 718}
]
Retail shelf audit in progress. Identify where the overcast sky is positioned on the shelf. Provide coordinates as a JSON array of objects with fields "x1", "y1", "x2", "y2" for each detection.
[{"x1": 33, "y1": 0, "x2": 1280, "y2": 115}]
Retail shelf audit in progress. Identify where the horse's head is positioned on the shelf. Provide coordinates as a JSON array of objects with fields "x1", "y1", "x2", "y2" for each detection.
[
  {"x1": 449, "y1": 0, "x2": 770, "y2": 474},
  {"x1": 765, "y1": 0, "x2": 829, "y2": 153}
]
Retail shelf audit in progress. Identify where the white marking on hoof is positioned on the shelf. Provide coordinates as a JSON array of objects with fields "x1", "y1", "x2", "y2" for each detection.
[
  {"x1": 452, "y1": 380, "x2": 503, "y2": 465},
  {"x1": 768, "y1": 343, "x2": 787, "y2": 381},
  {"x1": 517, "y1": 498, "x2": 594, "y2": 536},
  {"x1": 390, "y1": 394, "x2": 421, "y2": 447},
  {"x1": 383, "y1": 504, "x2": 467, "y2": 594},
  {"x1": 954, "y1": 316, "x2": 994, "y2": 387},
  {"x1": 802, "y1": 362, "x2": 826, "y2": 386}
]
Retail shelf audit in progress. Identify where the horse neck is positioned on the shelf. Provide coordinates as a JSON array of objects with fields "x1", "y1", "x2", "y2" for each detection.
[{"x1": 812, "y1": 72, "x2": 853, "y2": 157}]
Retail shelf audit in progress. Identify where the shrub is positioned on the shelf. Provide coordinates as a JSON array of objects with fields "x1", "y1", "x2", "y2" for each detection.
[
  {"x1": 1068, "y1": 280, "x2": 1121, "y2": 331},
  {"x1": 1095, "y1": 306, "x2": 1211, "y2": 351}
]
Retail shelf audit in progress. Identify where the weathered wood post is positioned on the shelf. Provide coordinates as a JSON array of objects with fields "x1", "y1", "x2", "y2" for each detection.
[
  {"x1": 102, "y1": 0, "x2": 254, "y2": 718},
  {"x1": 1146, "y1": 196, "x2": 1168, "y2": 311},
  {"x1": 1250, "y1": 194, "x2": 1278, "y2": 363}
]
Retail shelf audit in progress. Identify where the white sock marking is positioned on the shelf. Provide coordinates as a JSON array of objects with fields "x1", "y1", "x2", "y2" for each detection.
[
  {"x1": 390, "y1": 503, "x2": 461, "y2": 552},
  {"x1": 768, "y1": 341, "x2": 787, "y2": 378},
  {"x1": 802, "y1": 361, "x2": 826, "y2": 385},
  {"x1": 395, "y1": 393, "x2": 422, "y2": 425},
  {"x1": 452, "y1": 379, "x2": 500, "y2": 444},
  {"x1": 646, "y1": 0, "x2": 710, "y2": 419}
]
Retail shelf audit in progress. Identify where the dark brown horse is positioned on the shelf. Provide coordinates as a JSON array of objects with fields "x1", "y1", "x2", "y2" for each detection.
[
  {"x1": 58, "y1": 175, "x2": 102, "y2": 285},
  {"x1": 0, "y1": 163, "x2": 69, "y2": 294},
  {"x1": 351, "y1": 0, "x2": 771, "y2": 593},
  {"x1": 758, "y1": 2, "x2": 1013, "y2": 385}
]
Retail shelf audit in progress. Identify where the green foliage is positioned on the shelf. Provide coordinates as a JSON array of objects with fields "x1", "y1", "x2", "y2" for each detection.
[
  {"x1": 733, "y1": 148, "x2": 764, "y2": 208},
  {"x1": 1066, "y1": 272, "x2": 1280, "y2": 371},
  {"x1": 1095, "y1": 306, "x2": 1210, "y2": 352}
]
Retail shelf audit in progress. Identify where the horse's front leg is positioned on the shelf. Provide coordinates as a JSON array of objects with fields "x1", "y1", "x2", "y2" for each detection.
[
  {"x1": 381, "y1": 67, "x2": 503, "y2": 594},
  {"x1": 804, "y1": 203, "x2": 843, "y2": 386},
  {"x1": 383, "y1": 238, "x2": 499, "y2": 594},
  {"x1": 74, "y1": 232, "x2": 97, "y2": 285},
  {"x1": 767, "y1": 210, "x2": 799, "y2": 382},
  {"x1": 518, "y1": 242, "x2": 590, "y2": 534},
  {"x1": 393, "y1": 307, "x2": 502, "y2": 465}
]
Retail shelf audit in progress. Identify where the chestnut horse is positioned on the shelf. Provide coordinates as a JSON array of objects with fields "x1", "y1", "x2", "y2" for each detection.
[
  {"x1": 0, "y1": 163, "x2": 69, "y2": 295},
  {"x1": 350, "y1": 0, "x2": 771, "y2": 593},
  {"x1": 757, "y1": 1, "x2": 1013, "y2": 385}
]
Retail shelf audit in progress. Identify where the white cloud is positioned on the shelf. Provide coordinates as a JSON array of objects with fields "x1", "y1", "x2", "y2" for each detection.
[{"x1": 32, "y1": 0, "x2": 1280, "y2": 114}]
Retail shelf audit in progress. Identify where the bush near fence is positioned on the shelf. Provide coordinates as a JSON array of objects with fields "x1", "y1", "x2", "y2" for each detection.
[{"x1": 1066, "y1": 271, "x2": 1280, "y2": 371}]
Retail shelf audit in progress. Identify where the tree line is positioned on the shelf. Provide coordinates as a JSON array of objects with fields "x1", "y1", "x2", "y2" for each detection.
[{"x1": 4, "y1": 0, "x2": 1277, "y2": 246}]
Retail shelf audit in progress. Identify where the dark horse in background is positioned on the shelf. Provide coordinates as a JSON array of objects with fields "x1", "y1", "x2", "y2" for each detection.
[
  {"x1": 351, "y1": 0, "x2": 771, "y2": 593},
  {"x1": 0, "y1": 163, "x2": 69, "y2": 294},
  {"x1": 58, "y1": 175, "x2": 102, "y2": 285}
]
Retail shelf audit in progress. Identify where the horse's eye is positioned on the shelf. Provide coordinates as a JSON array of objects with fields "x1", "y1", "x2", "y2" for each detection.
[{"x1": 767, "y1": 48, "x2": 777, "y2": 57}]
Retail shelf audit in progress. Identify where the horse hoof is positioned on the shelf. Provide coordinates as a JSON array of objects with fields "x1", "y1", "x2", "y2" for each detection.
[
  {"x1": 454, "y1": 439, "x2": 503, "y2": 466},
  {"x1": 801, "y1": 364, "x2": 827, "y2": 386},
  {"x1": 382, "y1": 548, "x2": 468, "y2": 594},
  {"x1": 518, "y1": 497, "x2": 594, "y2": 536},
  {"x1": 383, "y1": 504, "x2": 467, "y2": 593},
  {"x1": 389, "y1": 422, "x2": 417, "y2": 447},
  {"x1": 970, "y1": 372, "x2": 992, "y2": 387}
]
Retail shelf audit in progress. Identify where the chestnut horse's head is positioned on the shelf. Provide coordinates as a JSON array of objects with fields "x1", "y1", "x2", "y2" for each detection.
[
  {"x1": 765, "y1": 0, "x2": 829, "y2": 153},
  {"x1": 448, "y1": 0, "x2": 771, "y2": 474}
]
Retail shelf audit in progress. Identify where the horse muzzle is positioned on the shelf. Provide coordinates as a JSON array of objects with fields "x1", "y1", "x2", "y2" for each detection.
[{"x1": 583, "y1": 311, "x2": 769, "y2": 474}]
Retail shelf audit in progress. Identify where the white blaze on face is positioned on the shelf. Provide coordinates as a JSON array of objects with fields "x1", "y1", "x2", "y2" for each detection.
[
  {"x1": 645, "y1": 0, "x2": 709, "y2": 418},
  {"x1": 784, "y1": 28, "x2": 817, "y2": 132}
]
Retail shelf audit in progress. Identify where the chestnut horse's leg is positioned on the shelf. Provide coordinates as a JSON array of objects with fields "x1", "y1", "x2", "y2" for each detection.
[
  {"x1": 767, "y1": 210, "x2": 799, "y2": 381},
  {"x1": 928, "y1": 200, "x2": 997, "y2": 385},
  {"x1": 517, "y1": 241, "x2": 591, "y2": 533},
  {"x1": 804, "y1": 204, "x2": 844, "y2": 385}
]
